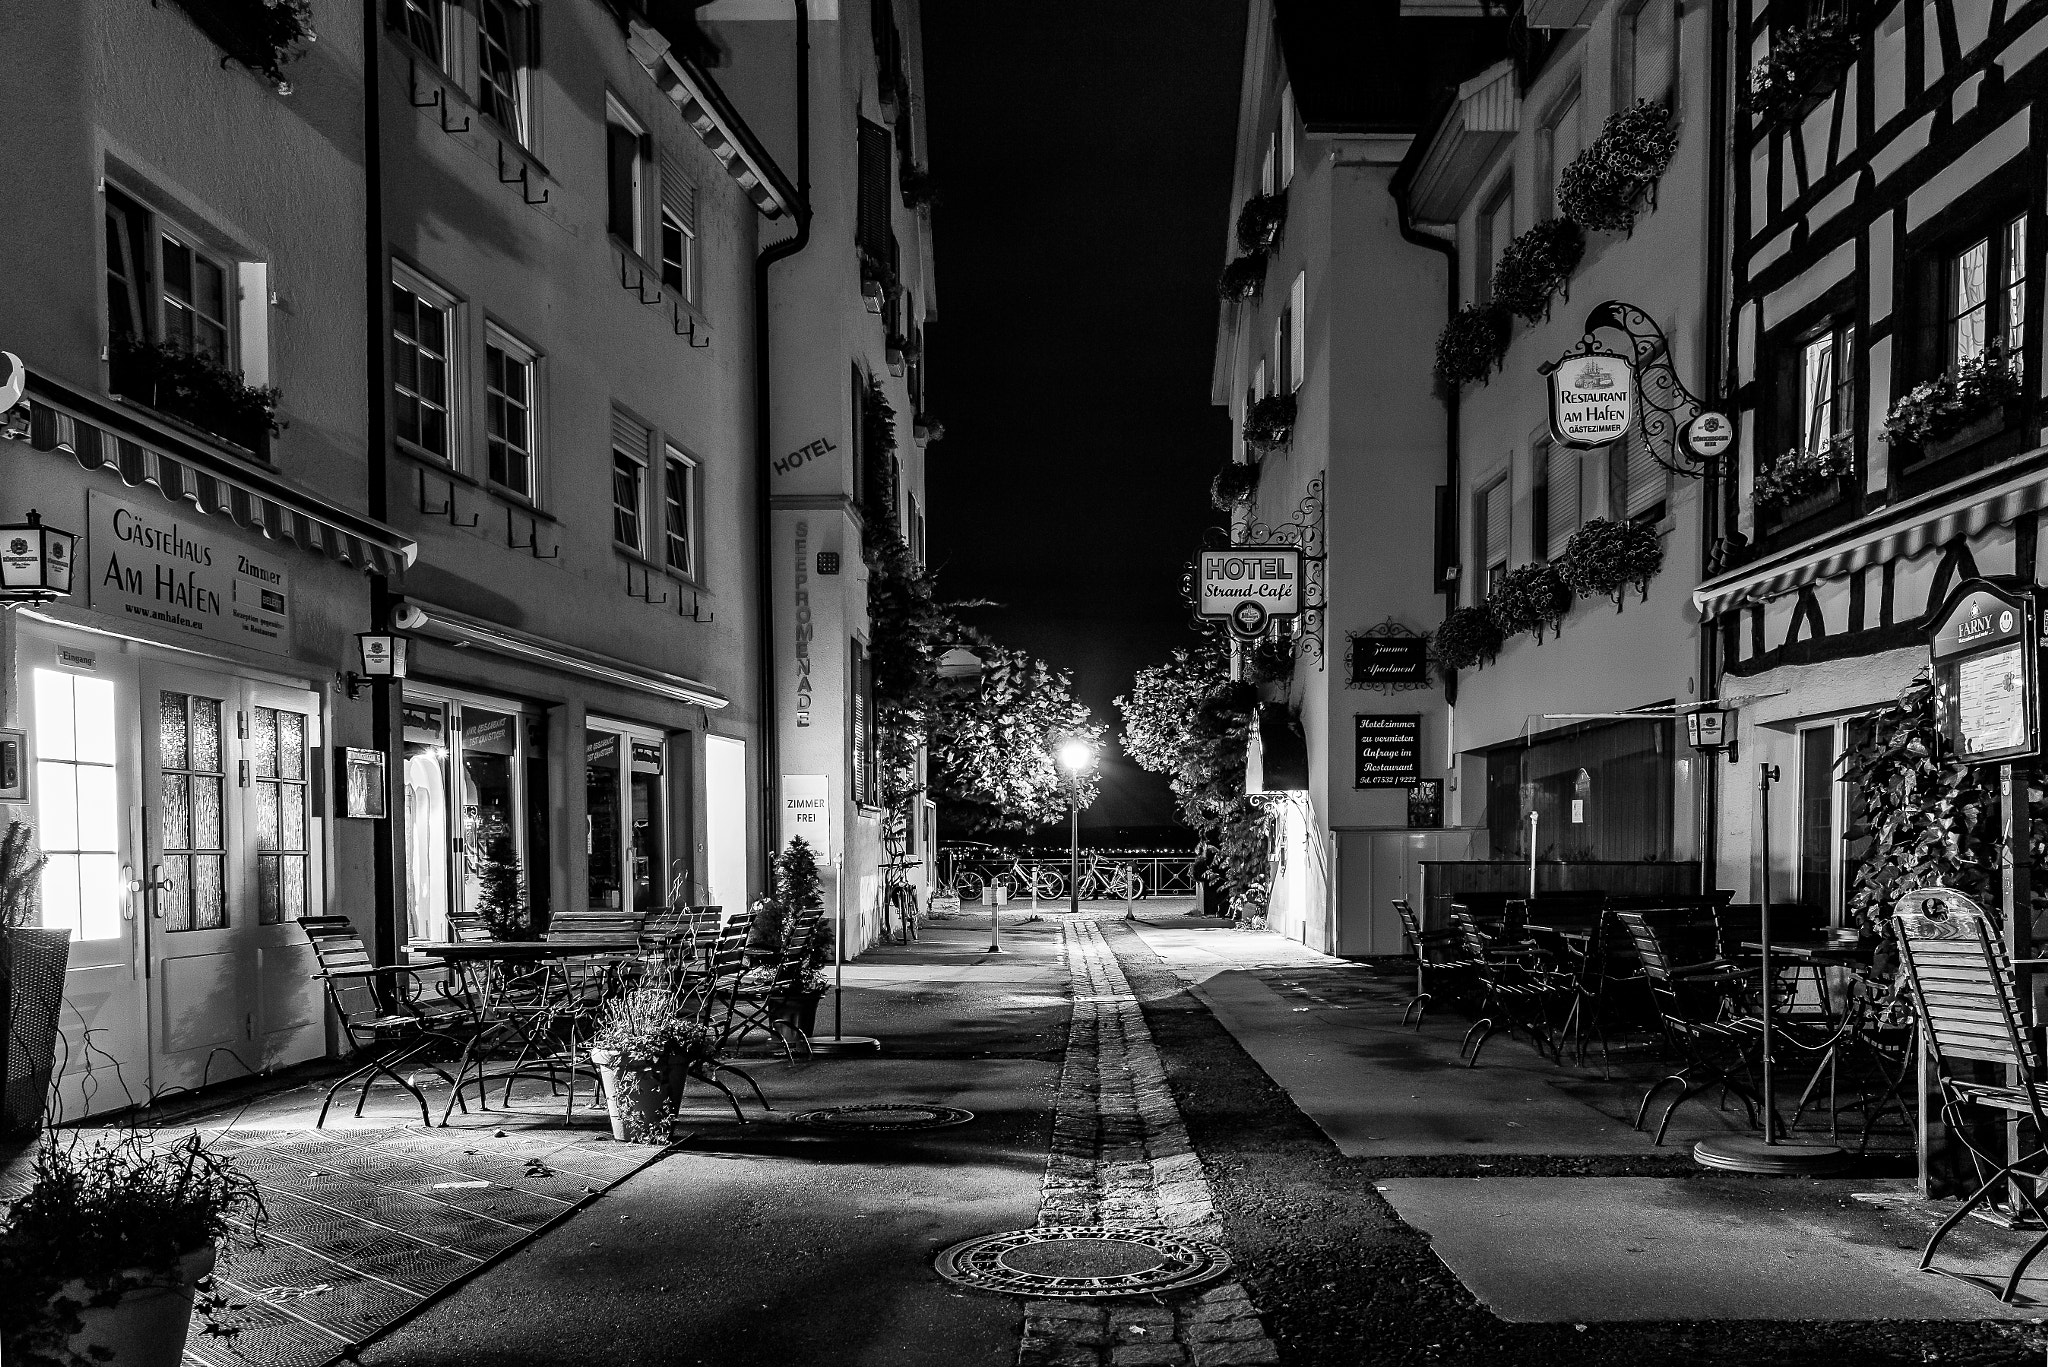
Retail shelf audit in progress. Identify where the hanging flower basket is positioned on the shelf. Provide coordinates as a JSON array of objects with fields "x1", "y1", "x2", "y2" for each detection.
[
  {"x1": 900, "y1": 165, "x2": 941, "y2": 211},
  {"x1": 1752, "y1": 442, "x2": 1852, "y2": 509},
  {"x1": 1489, "y1": 219, "x2": 1586, "y2": 324},
  {"x1": 1486, "y1": 562, "x2": 1574, "y2": 643},
  {"x1": 1434, "y1": 606, "x2": 1505, "y2": 673},
  {"x1": 1880, "y1": 349, "x2": 2023, "y2": 451},
  {"x1": 1744, "y1": 15, "x2": 1862, "y2": 128},
  {"x1": 1434, "y1": 304, "x2": 1511, "y2": 391},
  {"x1": 1210, "y1": 459, "x2": 1261, "y2": 512},
  {"x1": 1244, "y1": 636, "x2": 1296, "y2": 687},
  {"x1": 1555, "y1": 517, "x2": 1663, "y2": 610},
  {"x1": 1557, "y1": 100, "x2": 1680, "y2": 234},
  {"x1": 1218, "y1": 256, "x2": 1267, "y2": 302},
  {"x1": 1235, "y1": 193, "x2": 1289, "y2": 256},
  {"x1": 1243, "y1": 393, "x2": 1297, "y2": 453}
]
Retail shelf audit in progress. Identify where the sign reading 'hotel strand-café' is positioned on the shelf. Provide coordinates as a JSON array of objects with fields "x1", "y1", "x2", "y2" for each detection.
[{"x1": 1198, "y1": 547, "x2": 1302, "y2": 639}]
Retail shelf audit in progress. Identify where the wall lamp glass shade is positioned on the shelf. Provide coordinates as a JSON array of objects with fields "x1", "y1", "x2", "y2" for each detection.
[
  {"x1": 356, "y1": 632, "x2": 410, "y2": 679},
  {"x1": 0, "y1": 510, "x2": 78, "y2": 601}
]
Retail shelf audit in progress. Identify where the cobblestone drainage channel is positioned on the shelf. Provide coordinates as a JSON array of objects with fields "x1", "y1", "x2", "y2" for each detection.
[
  {"x1": 933, "y1": 1226, "x2": 1232, "y2": 1299},
  {"x1": 787, "y1": 1103, "x2": 975, "y2": 1131}
]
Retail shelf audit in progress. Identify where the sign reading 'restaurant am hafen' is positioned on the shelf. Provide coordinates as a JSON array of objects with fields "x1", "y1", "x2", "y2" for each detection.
[
  {"x1": 87, "y1": 490, "x2": 292, "y2": 656},
  {"x1": 1547, "y1": 350, "x2": 1636, "y2": 449}
]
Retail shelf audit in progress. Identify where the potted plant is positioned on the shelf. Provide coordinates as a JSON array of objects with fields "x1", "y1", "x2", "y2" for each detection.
[
  {"x1": 1217, "y1": 256, "x2": 1266, "y2": 302},
  {"x1": 1, "y1": 1131, "x2": 261, "y2": 1367},
  {"x1": 1557, "y1": 100, "x2": 1680, "y2": 234},
  {"x1": 912, "y1": 412, "x2": 944, "y2": 444},
  {"x1": 1434, "y1": 605, "x2": 1505, "y2": 673},
  {"x1": 900, "y1": 165, "x2": 940, "y2": 211},
  {"x1": 1486, "y1": 562, "x2": 1575, "y2": 643},
  {"x1": 1882, "y1": 349, "x2": 2023, "y2": 463},
  {"x1": 587, "y1": 988, "x2": 695, "y2": 1145},
  {"x1": 1210, "y1": 459, "x2": 1261, "y2": 512},
  {"x1": 109, "y1": 334, "x2": 281, "y2": 454},
  {"x1": 1556, "y1": 517, "x2": 1665, "y2": 609},
  {"x1": 1244, "y1": 635, "x2": 1296, "y2": 691},
  {"x1": 886, "y1": 336, "x2": 908, "y2": 376},
  {"x1": 1235, "y1": 192, "x2": 1288, "y2": 256},
  {"x1": 170, "y1": 0, "x2": 316, "y2": 92},
  {"x1": 1489, "y1": 219, "x2": 1585, "y2": 323},
  {"x1": 1745, "y1": 14, "x2": 1862, "y2": 128},
  {"x1": 1243, "y1": 393, "x2": 1297, "y2": 453},
  {"x1": 1, "y1": 822, "x2": 61, "y2": 1136},
  {"x1": 470, "y1": 816, "x2": 539, "y2": 940},
  {"x1": 1752, "y1": 441, "x2": 1853, "y2": 519},
  {"x1": 1433, "y1": 304, "x2": 1511, "y2": 391}
]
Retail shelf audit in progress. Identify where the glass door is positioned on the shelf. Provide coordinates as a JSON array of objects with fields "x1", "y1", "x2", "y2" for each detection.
[
  {"x1": 402, "y1": 697, "x2": 452, "y2": 943},
  {"x1": 586, "y1": 719, "x2": 669, "y2": 914},
  {"x1": 25, "y1": 633, "x2": 145, "y2": 1121},
  {"x1": 245, "y1": 679, "x2": 324, "y2": 1068},
  {"x1": 403, "y1": 689, "x2": 544, "y2": 943}
]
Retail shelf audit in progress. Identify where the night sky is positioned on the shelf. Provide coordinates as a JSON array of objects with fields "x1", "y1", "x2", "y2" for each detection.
[{"x1": 923, "y1": 1, "x2": 1245, "y2": 835}]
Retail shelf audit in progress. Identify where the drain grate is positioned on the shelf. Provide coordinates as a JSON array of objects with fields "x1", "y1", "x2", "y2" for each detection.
[
  {"x1": 933, "y1": 1226, "x2": 1231, "y2": 1299},
  {"x1": 788, "y1": 1103, "x2": 975, "y2": 1131}
]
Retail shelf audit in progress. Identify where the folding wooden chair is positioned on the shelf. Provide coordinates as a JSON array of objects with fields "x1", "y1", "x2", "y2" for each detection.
[
  {"x1": 301, "y1": 917, "x2": 480, "y2": 1127},
  {"x1": 1895, "y1": 888, "x2": 2048, "y2": 1301}
]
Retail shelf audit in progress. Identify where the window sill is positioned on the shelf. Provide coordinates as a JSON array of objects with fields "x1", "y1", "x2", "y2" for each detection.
[{"x1": 395, "y1": 442, "x2": 557, "y2": 523}]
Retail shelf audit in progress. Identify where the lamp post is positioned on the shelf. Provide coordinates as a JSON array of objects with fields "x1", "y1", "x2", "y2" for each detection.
[{"x1": 1058, "y1": 740, "x2": 1094, "y2": 915}]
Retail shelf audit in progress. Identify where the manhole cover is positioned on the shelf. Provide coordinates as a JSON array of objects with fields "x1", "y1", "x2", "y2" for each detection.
[
  {"x1": 788, "y1": 1103, "x2": 975, "y2": 1131},
  {"x1": 934, "y1": 1226, "x2": 1232, "y2": 1299}
]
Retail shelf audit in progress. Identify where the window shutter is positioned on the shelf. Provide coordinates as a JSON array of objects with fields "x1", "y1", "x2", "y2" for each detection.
[
  {"x1": 1279, "y1": 86, "x2": 1296, "y2": 185},
  {"x1": 1289, "y1": 272, "x2": 1307, "y2": 391},
  {"x1": 1620, "y1": 427, "x2": 1663, "y2": 518},
  {"x1": 857, "y1": 120, "x2": 893, "y2": 260},
  {"x1": 1546, "y1": 445, "x2": 1580, "y2": 558},
  {"x1": 612, "y1": 410, "x2": 650, "y2": 461},
  {"x1": 1484, "y1": 478, "x2": 1510, "y2": 569},
  {"x1": 659, "y1": 149, "x2": 696, "y2": 230}
]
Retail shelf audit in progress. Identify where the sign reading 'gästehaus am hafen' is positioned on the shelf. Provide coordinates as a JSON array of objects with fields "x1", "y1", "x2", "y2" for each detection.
[{"x1": 88, "y1": 490, "x2": 292, "y2": 656}]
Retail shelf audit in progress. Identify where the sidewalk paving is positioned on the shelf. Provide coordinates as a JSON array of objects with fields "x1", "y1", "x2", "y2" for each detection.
[{"x1": 1124, "y1": 914, "x2": 2047, "y2": 1322}]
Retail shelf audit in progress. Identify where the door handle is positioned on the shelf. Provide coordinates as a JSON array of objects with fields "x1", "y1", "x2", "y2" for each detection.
[
  {"x1": 120, "y1": 864, "x2": 139, "y2": 919},
  {"x1": 143, "y1": 863, "x2": 176, "y2": 917}
]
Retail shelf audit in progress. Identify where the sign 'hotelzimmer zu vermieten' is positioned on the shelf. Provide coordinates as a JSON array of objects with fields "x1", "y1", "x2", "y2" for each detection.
[
  {"x1": 87, "y1": 490, "x2": 292, "y2": 655},
  {"x1": 1355, "y1": 714, "x2": 1421, "y2": 789}
]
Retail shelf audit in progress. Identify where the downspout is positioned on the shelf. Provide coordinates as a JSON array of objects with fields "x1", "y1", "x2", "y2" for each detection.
[
  {"x1": 363, "y1": 0, "x2": 400, "y2": 963},
  {"x1": 1698, "y1": 0, "x2": 1732, "y2": 891},
  {"x1": 754, "y1": 0, "x2": 812, "y2": 885}
]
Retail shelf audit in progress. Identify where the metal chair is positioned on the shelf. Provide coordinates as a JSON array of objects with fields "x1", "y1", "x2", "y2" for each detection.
[
  {"x1": 301, "y1": 917, "x2": 478, "y2": 1128},
  {"x1": 1391, "y1": 898, "x2": 1475, "y2": 1028},
  {"x1": 1895, "y1": 889, "x2": 2048, "y2": 1301},
  {"x1": 1616, "y1": 909, "x2": 1766, "y2": 1145},
  {"x1": 1453, "y1": 912, "x2": 1562, "y2": 1066}
]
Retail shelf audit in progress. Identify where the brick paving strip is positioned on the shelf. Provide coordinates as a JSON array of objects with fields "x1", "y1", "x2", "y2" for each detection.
[{"x1": 1018, "y1": 915, "x2": 1280, "y2": 1367}]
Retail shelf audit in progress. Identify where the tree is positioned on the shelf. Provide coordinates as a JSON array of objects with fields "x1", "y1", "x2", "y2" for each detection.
[
  {"x1": 930, "y1": 647, "x2": 1105, "y2": 834},
  {"x1": 472, "y1": 815, "x2": 535, "y2": 939}
]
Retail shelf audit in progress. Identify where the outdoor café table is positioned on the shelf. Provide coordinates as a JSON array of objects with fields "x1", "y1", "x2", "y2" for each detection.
[
  {"x1": 1743, "y1": 940, "x2": 1902, "y2": 1147},
  {"x1": 408, "y1": 940, "x2": 642, "y2": 1124}
]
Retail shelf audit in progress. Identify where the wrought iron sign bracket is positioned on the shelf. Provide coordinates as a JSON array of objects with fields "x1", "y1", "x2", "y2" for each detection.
[
  {"x1": 1194, "y1": 472, "x2": 1328, "y2": 668},
  {"x1": 1548, "y1": 300, "x2": 1717, "y2": 478}
]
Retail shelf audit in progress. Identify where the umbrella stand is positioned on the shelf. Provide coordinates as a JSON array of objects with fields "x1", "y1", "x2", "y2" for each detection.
[
  {"x1": 810, "y1": 858, "x2": 879, "y2": 1054},
  {"x1": 1694, "y1": 762, "x2": 1844, "y2": 1174}
]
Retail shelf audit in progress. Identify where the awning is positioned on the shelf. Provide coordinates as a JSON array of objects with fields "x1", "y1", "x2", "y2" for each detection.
[
  {"x1": 1247, "y1": 703, "x2": 1310, "y2": 796},
  {"x1": 15, "y1": 374, "x2": 415, "y2": 577},
  {"x1": 393, "y1": 601, "x2": 729, "y2": 710},
  {"x1": 1692, "y1": 450, "x2": 2048, "y2": 619}
]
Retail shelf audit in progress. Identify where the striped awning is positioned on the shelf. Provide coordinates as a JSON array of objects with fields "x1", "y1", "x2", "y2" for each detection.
[
  {"x1": 1692, "y1": 452, "x2": 2048, "y2": 618},
  {"x1": 16, "y1": 384, "x2": 415, "y2": 577}
]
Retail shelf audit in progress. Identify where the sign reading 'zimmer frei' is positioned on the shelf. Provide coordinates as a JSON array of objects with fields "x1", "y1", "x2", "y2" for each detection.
[
  {"x1": 1197, "y1": 547, "x2": 1302, "y2": 638},
  {"x1": 1547, "y1": 350, "x2": 1636, "y2": 449},
  {"x1": 87, "y1": 490, "x2": 292, "y2": 655},
  {"x1": 1928, "y1": 577, "x2": 2040, "y2": 764},
  {"x1": 781, "y1": 774, "x2": 832, "y2": 863}
]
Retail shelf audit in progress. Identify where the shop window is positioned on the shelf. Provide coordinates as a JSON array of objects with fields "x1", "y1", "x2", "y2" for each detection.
[
  {"x1": 1484, "y1": 718, "x2": 1676, "y2": 862},
  {"x1": 485, "y1": 326, "x2": 536, "y2": 497},
  {"x1": 32, "y1": 670, "x2": 121, "y2": 941},
  {"x1": 663, "y1": 446, "x2": 696, "y2": 576},
  {"x1": 157, "y1": 690, "x2": 228, "y2": 933},
  {"x1": 252, "y1": 705, "x2": 310, "y2": 926},
  {"x1": 612, "y1": 410, "x2": 649, "y2": 551},
  {"x1": 404, "y1": 693, "x2": 547, "y2": 942},
  {"x1": 659, "y1": 153, "x2": 699, "y2": 306},
  {"x1": 606, "y1": 96, "x2": 647, "y2": 253},
  {"x1": 392, "y1": 268, "x2": 457, "y2": 460},
  {"x1": 477, "y1": 0, "x2": 530, "y2": 145},
  {"x1": 586, "y1": 722, "x2": 668, "y2": 913}
]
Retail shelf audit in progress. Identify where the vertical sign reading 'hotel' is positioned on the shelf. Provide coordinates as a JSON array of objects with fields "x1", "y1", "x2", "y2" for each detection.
[
  {"x1": 88, "y1": 490, "x2": 291, "y2": 655},
  {"x1": 1355, "y1": 714, "x2": 1422, "y2": 789}
]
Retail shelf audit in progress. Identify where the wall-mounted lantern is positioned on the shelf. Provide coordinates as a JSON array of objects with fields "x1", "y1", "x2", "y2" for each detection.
[
  {"x1": 0, "y1": 511, "x2": 79, "y2": 603},
  {"x1": 347, "y1": 631, "x2": 410, "y2": 699}
]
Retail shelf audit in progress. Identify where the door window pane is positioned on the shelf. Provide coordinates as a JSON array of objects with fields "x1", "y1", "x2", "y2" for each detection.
[
  {"x1": 461, "y1": 708, "x2": 521, "y2": 923},
  {"x1": 403, "y1": 698, "x2": 451, "y2": 944},
  {"x1": 253, "y1": 705, "x2": 311, "y2": 925},
  {"x1": 631, "y1": 740, "x2": 664, "y2": 910},
  {"x1": 159, "y1": 690, "x2": 227, "y2": 932},
  {"x1": 586, "y1": 729, "x2": 625, "y2": 909},
  {"x1": 33, "y1": 671, "x2": 123, "y2": 940}
]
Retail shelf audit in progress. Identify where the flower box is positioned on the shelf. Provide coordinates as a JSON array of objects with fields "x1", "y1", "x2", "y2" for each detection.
[
  {"x1": 861, "y1": 279, "x2": 886, "y2": 313},
  {"x1": 1762, "y1": 475, "x2": 1843, "y2": 530},
  {"x1": 1915, "y1": 407, "x2": 2009, "y2": 466},
  {"x1": 886, "y1": 345, "x2": 906, "y2": 377}
]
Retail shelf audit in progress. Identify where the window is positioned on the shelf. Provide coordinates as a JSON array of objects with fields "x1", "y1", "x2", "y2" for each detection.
[
  {"x1": 478, "y1": 0, "x2": 529, "y2": 143},
  {"x1": 1279, "y1": 85, "x2": 1297, "y2": 187},
  {"x1": 857, "y1": 119, "x2": 893, "y2": 263},
  {"x1": 659, "y1": 152, "x2": 699, "y2": 305},
  {"x1": 1798, "y1": 726, "x2": 1836, "y2": 912},
  {"x1": 1612, "y1": 426, "x2": 1668, "y2": 520},
  {"x1": 392, "y1": 271, "x2": 455, "y2": 459},
  {"x1": 1476, "y1": 182, "x2": 1512, "y2": 304},
  {"x1": 157, "y1": 690, "x2": 228, "y2": 932},
  {"x1": 1537, "y1": 438, "x2": 1582, "y2": 559},
  {"x1": 1288, "y1": 271, "x2": 1306, "y2": 392},
  {"x1": 1620, "y1": 0, "x2": 1676, "y2": 107},
  {"x1": 390, "y1": 0, "x2": 446, "y2": 64},
  {"x1": 1797, "y1": 321, "x2": 1855, "y2": 458},
  {"x1": 1475, "y1": 475, "x2": 1510, "y2": 598},
  {"x1": 1541, "y1": 88, "x2": 1583, "y2": 220},
  {"x1": 251, "y1": 705, "x2": 310, "y2": 926},
  {"x1": 33, "y1": 670, "x2": 121, "y2": 941},
  {"x1": 1945, "y1": 214, "x2": 2027, "y2": 373},
  {"x1": 851, "y1": 639, "x2": 877, "y2": 807},
  {"x1": 403, "y1": 692, "x2": 551, "y2": 943},
  {"x1": 663, "y1": 446, "x2": 696, "y2": 576},
  {"x1": 1253, "y1": 358, "x2": 1267, "y2": 402},
  {"x1": 1260, "y1": 141, "x2": 1275, "y2": 198},
  {"x1": 106, "y1": 188, "x2": 234, "y2": 366},
  {"x1": 612, "y1": 411, "x2": 649, "y2": 551},
  {"x1": 485, "y1": 327, "x2": 535, "y2": 496},
  {"x1": 585, "y1": 722, "x2": 668, "y2": 914},
  {"x1": 850, "y1": 365, "x2": 868, "y2": 501},
  {"x1": 160, "y1": 233, "x2": 230, "y2": 362},
  {"x1": 606, "y1": 98, "x2": 646, "y2": 252}
]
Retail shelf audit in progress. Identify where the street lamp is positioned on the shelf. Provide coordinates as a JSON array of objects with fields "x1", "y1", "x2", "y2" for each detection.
[{"x1": 1057, "y1": 740, "x2": 1095, "y2": 915}]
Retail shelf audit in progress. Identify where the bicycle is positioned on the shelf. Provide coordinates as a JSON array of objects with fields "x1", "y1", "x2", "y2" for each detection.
[
  {"x1": 992, "y1": 856, "x2": 1065, "y2": 901},
  {"x1": 879, "y1": 859, "x2": 923, "y2": 944},
  {"x1": 1076, "y1": 852, "x2": 1145, "y2": 902}
]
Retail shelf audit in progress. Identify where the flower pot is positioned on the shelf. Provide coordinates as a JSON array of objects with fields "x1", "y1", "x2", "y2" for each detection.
[
  {"x1": 2, "y1": 927, "x2": 72, "y2": 1135},
  {"x1": 771, "y1": 990, "x2": 824, "y2": 1037},
  {"x1": 861, "y1": 280, "x2": 885, "y2": 313},
  {"x1": 56, "y1": 1246, "x2": 216, "y2": 1367},
  {"x1": 588, "y1": 1049, "x2": 670, "y2": 1145},
  {"x1": 886, "y1": 348, "x2": 906, "y2": 377}
]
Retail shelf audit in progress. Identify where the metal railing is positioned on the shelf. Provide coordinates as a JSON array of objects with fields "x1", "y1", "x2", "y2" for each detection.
[{"x1": 936, "y1": 847, "x2": 1197, "y2": 900}]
